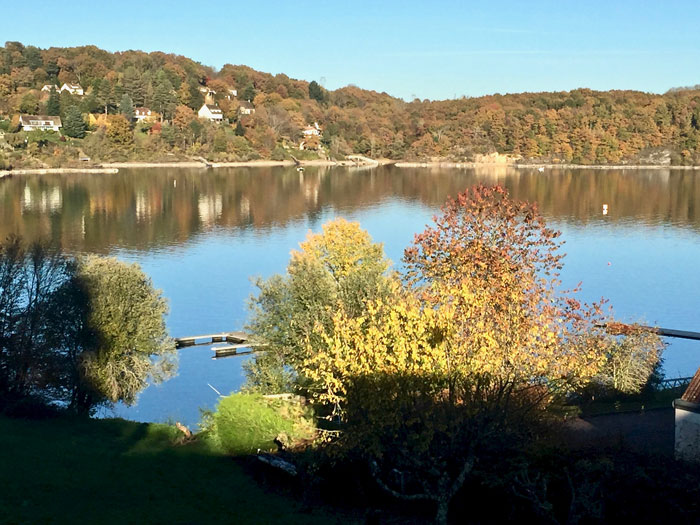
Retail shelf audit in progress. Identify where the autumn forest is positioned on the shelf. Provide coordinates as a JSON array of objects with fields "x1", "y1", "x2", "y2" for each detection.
[{"x1": 2, "y1": 42, "x2": 700, "y2": 167}]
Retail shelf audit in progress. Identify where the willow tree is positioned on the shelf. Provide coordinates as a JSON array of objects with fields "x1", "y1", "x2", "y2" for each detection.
[
  {"x1": 63, "y1": 256, "x2": 175, "y2": 412},
  {"x1": 0, "y1": 238, "x2": 176, "y2": 415}
]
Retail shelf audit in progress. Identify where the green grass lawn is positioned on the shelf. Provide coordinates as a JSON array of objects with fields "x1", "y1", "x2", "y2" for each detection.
[{"x1": 0, "y1": 415, "x2": 353, "y2": 525}]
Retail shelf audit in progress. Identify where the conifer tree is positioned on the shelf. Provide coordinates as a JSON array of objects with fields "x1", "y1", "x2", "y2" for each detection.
[
  {"x1": 63, "y1": 106, "x2": 87, "y2": 138},
  {"x1": 122, "y1": 66, "x2": 145, "y2": 106},
  {"x1": 46, "y1": 87, "x2": 60, "y2": 116},
  {"x1": 119, "y1": 94, "x2": 134, "y2": 122}
]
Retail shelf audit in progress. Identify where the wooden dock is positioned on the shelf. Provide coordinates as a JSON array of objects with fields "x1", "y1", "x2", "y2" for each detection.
[
  {"x1": 604, "y1": 322, "x2": 700, "y2": 341},
  {"x1": 174, "y1": 331, "x2": 265, "y2": 359},
  {"x1": 175, "y1": 322, "x2": 700, "y2": 361}
]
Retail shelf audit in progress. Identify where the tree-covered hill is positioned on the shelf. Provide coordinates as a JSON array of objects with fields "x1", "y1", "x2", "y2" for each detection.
[{"x1": 2, "y1": 41, "x2": 700, "y2": 165}]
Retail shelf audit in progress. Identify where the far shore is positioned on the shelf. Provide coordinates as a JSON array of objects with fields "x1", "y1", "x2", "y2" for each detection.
[{"x1": 3, "y1": 159, "x2": 700, "y2": 178}]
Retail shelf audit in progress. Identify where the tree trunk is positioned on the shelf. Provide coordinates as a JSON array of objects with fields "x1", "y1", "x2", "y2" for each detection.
[{"x1": 435, "y1": 499, "x2": 449, "y2": 525}]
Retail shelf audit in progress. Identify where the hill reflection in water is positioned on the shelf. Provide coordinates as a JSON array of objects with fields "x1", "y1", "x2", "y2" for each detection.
[
  {"x1": 2, "y1": 165, "x2": 699, "y2": 425},
  {"x1": 3, "y1": 166, "x2": 700, "y2": 253}
]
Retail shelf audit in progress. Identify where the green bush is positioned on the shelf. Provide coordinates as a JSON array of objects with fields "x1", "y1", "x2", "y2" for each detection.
[
  {"x1": 271, "y1": 145, "x2": 288, "y2": 161},
  {"x1": 208, "y1": 393, "x2": 314, "y2": 456}
]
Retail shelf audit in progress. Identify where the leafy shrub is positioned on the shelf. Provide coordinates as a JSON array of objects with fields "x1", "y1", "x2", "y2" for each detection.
[
  {"x1": 271, "y1": 145, "x2": 288, "y2": 161},
  {"x1": 208, "y1": 393, "x2": 314, "y2": 456}
]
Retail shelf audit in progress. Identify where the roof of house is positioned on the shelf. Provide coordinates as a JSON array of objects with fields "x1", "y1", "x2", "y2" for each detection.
[
  {"x1": 19, "y1": 115, "x2": 62, "y2": 126},
  {"x1": 682, "y1": 367, "x2": 700, "y2": 403},
  {"x1": 134, "y1": 107, "x2": 151, "y2": 114},
  {"x1": 203, "y1": 104, "x2": 222, "y2": 114},
  {"x1": 62, "y1": 83, "x2": 82, "y2": 89},
  {"x1": 239, "y1": 101, "x2": 255, "y2": 109}
]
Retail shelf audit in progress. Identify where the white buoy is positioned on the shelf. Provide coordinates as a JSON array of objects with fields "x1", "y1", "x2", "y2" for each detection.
[
  {"x1": 602, "y1": 204, "x2": 608, "y2": 215},
  {"x1": 174, "y1": 180, "x2": 177, "y2": 188}
]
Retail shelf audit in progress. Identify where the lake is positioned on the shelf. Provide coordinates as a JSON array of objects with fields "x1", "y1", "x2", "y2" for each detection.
[{"x1": 2, "y1": 165, "x2": 700, "y2": 426}]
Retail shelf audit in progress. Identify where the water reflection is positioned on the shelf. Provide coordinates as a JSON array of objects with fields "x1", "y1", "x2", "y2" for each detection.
[
  {"x1": 2, "y1": 166, "x2": 700, "y2": 425},
  {"x1": 3, "y1": 166, "x2": 700, "y2": 252}
]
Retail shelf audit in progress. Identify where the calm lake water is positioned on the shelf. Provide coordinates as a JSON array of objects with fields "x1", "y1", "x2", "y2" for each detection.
[{"x1": 2, "y1": 165, "x2": 700, "y2": 426}]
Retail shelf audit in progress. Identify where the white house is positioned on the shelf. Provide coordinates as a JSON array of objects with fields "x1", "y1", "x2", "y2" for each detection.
[
  {"x1": 198, "y1": 86, "x2": 217, "y2": 104},
  {"x1": 198, "y1": 103, "x2": 224, "y2": 122},
  {"x1": 226, "y1": 88, "x2": 237, "y2": 100},
  {"x1": 41, "y1": 84, "x2": 59, "y2": 93},
  {"x1": 238, "y1": 100, "x2": 255, "y2": 116},
  {"x1": 19, "y1": 115, "x2": 62, "y2": 132},
  {"x1": 198, "y1": 86, "x2": 217, "y2": 97},
  {"x1": 134, "y1": 107, "x2": 154, "y2": 122},
  {"x1": 302, "y1": 122, "x2": 322, "y2": 137},
  {"x1": 60, "y1": 83, "x2": 84, "y2": 96},
  {"x1": 675, "y1": 369, "x2": 700, "y2": 461}
]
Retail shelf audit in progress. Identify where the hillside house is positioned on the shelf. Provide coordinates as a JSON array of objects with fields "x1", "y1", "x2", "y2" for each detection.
[
  {"x1": 60, "y1": 83, "x2": 84, "y2": 96},
  {"x1": 238, "y1": 101, "x2": 255, "y2": 116},
  {"x1": 226, "y1": 88, "x2": 237, "y2": 100},
  {"x1": 198, "y1": 103, "x2": 223, "y2": 122},
  {"x1": 302, "y1": 122, "x2": 322, "y2": 136},
  {"x1": 199, "y1": 86, "x2": 217, "y2": 104},
  {"x1": 675, "y1": 369, "x2": 700, "y2": 461},
  {"x1": 41, "y1": 84, "x2": 59, "y2": 92},
  {"x1": 19, "y1": 115, "x2": 62, "y2": 132},
  {"x1": 134, "y1": 107, "x2": 155, "y2": 122}
]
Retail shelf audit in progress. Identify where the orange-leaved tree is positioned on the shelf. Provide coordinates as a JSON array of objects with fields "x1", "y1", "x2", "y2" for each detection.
[{"x1": 402, "y1": 184, "x2": 610, "y2": 390}]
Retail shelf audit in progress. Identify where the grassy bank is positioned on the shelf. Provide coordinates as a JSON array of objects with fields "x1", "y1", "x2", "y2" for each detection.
[{"x1": 0, "y1": 415, "x2": 351, "y2": 525}]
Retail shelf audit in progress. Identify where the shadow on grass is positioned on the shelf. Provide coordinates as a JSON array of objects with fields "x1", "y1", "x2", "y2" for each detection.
[{"x1": 0, "y1": 415, "x2": 353, "y2": 525}]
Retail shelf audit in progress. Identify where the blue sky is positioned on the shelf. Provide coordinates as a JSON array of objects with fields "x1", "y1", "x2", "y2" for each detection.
[{"x1": 4, "y1": 0, "x2": 700, "y2": 100}]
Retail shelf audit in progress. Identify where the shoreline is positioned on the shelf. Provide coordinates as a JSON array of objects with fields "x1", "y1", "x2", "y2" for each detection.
[
  {"x1": 0, "y1": 167, "x2": 119, "y2": 178},
  {"x1": 394, "y1": 161, "x2": 700, "y2": 170},
  {"x1": 3, "y1": 159, "x2": 700, "y2": 178}
]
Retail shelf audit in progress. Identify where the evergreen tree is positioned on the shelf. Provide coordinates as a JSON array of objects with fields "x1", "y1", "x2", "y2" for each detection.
[
  {"x1": 243, "y1": 84, "x2": 256, "y2": 102},
  {"x1": 96, "y1": 78, "x2": 116, "y2": 114},
  {"x1": 122, "y1": 66, "x2": 145, "y2": 106},
  {"x1": 59, "y1": 91, "x2": 76, "y2": 118},
  {"x1": 235, "y1": 120, "x2": 245, "y2": 136},
  {"x1": 119, "y1": 94, "x2": 134, "y2": 121},
  {"x1": 308, "y1": 80, "x2": 324, "y2": 102},
  {"x1": 45, "y1": 61, "x2": 60, "y2": 82},
  {"x1": 46, "y1": 87, "x2": 60, "y2": 116},
  {"x1": 22, "y1": 45, "x2": 43, "y2": 71},
  {"x1": 63, "y1": 106, "x2": 87, "y2": 138},
  {"x1": 152, "y1": 71, "x2": 177, "y2": 121}
]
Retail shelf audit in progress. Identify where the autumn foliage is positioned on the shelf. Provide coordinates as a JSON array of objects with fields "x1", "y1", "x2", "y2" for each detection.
[
  {"x1": 3, "y1": 42, "x2": 700, "y2": 164},
  {"x1": 245, "y1": 186, "x2": 662, "y2": 523}
]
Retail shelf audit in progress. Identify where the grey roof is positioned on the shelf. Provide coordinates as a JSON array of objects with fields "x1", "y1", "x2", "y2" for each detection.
[{"x1": 205, "y1": 104, "x2": 222, "y2": 113}]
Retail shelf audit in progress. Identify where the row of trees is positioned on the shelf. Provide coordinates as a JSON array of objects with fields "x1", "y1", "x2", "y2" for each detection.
[
  {"x1": 243, "y1": 186, "x2": 663, "y2": 523},
  {"x1": 0, "y1": 236, "x2": 175, "y2": 415},
  {"x1": 3, "y1": 42, "x2": 700, "y2": 164}
]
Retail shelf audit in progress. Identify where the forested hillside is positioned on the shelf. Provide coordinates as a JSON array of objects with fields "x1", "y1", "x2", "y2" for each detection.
[{"x1": 2, "y1": 41, "x2": 700, "y2": 165}]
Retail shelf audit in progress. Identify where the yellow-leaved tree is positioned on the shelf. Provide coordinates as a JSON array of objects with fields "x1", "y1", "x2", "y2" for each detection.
[{"x1": 244, "y1": 217, "x2": 393, "y2": 394}]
